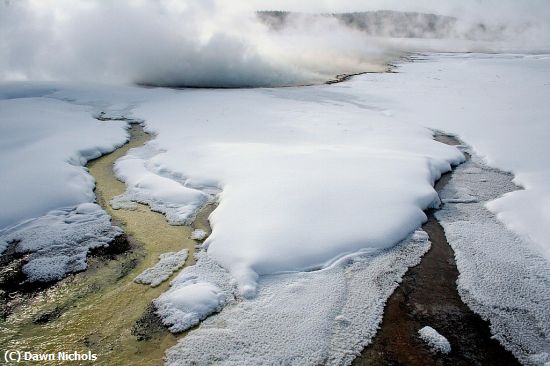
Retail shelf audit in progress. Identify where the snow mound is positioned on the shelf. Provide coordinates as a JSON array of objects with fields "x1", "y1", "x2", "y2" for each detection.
[
  {"x1": 132, "y1": 88, "x2": 463, "y2": 296},
  {"x1": 112, "y1": 144, "x2": 207, "y2": 224},
  {"x1": 418, "y1": 326, "x2": 451, "y2": 354},
  {"x1": 154, "y1": 250, "x2": 236, "y2": 333},
  {"x1": 155, "y1": 281, "x2": 226, "y2": 333},
  {"x1": 190, "y1": 229, "x2": 208, "y2": 241},
  {"x1": 134, "y1": 249, "x2": 188, "y2": 287},
  {"x1": 436, "y1": 152, "x2": 550, "y2": 365},
  {"x1": 163, "y1": 230, "x2": 430, "y2": 365},
  {"x1": 0, "y1": 203, "x2": 123, "y2": 282}
]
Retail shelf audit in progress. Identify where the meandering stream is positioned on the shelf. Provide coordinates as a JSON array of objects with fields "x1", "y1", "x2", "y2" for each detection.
[{"x1": 0, "y1": 123, "x2": 213, "y2": 365}]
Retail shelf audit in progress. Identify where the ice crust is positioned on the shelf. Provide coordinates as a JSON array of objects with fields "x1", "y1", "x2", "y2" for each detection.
[
  {"x1": 436, "y1": 152, "x2": 550, "y2": 365},
  {"x1": 134, "y1": 249, "x2": 189, "y2": 287},
  {"x1": 0, "y1": 203, "x2": 122, "y2": 282},
  {"x1": 418, "y1": 326, "x2": 451, "y2": 354},
  {"x1": 162, "y1": 230, "x2": 430, "y2": 365}
]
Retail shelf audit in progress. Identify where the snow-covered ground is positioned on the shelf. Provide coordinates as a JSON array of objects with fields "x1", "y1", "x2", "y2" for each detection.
[
  {"x1": 355, "y1": 53, "x2": 550, "y2": 261},
  {"x1": 0, "y1": 92, "x2": 128, "y2": 231},
  {"x1": 131, "y1": 84, "x2": 463, "y2": 298},
  {"x1": 0, "y1": 91, "x2": 129, "y2": 280},
  {"x1": 0, "y1": 53, "x2": 549, "y2": 364},
  {"x1": 436, "y1": 151, "x2": 550, "y2": 365}
]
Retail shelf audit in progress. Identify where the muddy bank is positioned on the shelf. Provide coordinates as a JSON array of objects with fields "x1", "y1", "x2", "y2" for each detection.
[
  {"x1": 353, "y1": 134, "x2": 519, "y2": 366},
  {"x1": 0, "y1": 122, "x2": 213, "y2": 365}
]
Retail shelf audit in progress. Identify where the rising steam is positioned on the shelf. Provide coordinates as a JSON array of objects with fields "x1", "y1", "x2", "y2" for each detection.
[{"x1": 1, "y1": 0, "x2": 548, "y2": 87}]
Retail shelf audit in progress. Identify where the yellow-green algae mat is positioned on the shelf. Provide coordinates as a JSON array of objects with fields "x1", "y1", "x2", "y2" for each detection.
[{"x1": 0, "y1": 125, "x2": 212, "y2": 365}]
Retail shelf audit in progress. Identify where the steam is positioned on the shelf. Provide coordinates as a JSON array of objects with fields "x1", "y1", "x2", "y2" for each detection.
[{"x1": 1, "y1": 0, "x2": 549, "y2": 87}]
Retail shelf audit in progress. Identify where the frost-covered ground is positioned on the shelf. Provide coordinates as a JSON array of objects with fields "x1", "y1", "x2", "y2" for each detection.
[
  {"x1": 0, "y1": 53, "x2": 549, "y2": 364},
  {"x1": 436, "y1": 151, "x2": 550, "y2": 365}
]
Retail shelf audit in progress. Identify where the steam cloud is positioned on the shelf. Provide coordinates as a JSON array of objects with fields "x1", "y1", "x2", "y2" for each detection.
[{"x1": 1, "y1": 0, "x2": 549, "y2": 87}]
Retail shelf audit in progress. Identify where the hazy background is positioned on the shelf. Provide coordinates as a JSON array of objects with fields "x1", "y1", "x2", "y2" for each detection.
[{"x1": 1, "y1": 0, "x2": 549, "y2": 87}]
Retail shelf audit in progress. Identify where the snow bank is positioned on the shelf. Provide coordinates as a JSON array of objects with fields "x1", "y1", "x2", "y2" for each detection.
[
  {"x1": 0, "y1": 203, "x2": 122, "y2": 282},
  {"x1": 132, "y1": 87, "x2": 463, "y2": 296},
  {"x1": 0, "y1": 90, "x2": 132, "y2": 282},
  {"x1": 418, "y1": 326, "x2": 451, "y2": 354},
  {"x1": 436, "y1": 152, "x2": 550, "y2": 365},
  {"x1": 338, "y1": 53, "x2": 550, "y2": 364},
  {"x1": 134, "y1": 249, "x2": 189, "y2": 287},
  {"x1": 0, "y1": 93, "x2": 128, "y2": 231},
  {"x1": 355, "y1": 53, "x2": 550, "y2": 260},
  {"x1": 145, "y1": 54, "x2": 550, "y2": 362},
  {"x1": 163, "y1": 230, "x2": 430, "y2": 365}
]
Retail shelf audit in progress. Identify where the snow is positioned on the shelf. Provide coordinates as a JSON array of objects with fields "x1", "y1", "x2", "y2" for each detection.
[
  {"x1": 190, "y1": 229, "x2": 208, "y2": 241},
  {"x1": 355, "y1": 53, "x2": 550, "y2": 260},
  {"x1": 134, "y1": 249, "x2": 189, "y2": 287},
  {"x1": 153, "y1": 54, "x2": 550, "y2": 363},
  {"x1": 154, "y1": 281, "x2": 226, "y2": 333},
  {"x1": 154, "y1": 250, "x2": 237, "y2": 333},
  {"x1": 131, "y1": 87, "x2": 463, "y2": 297},
  {"x1": 436, "y1": 151, "x2": 550, "y2": 365},
  {"x1": 348, "y1": 54, "x2": 550, "y2": 364},
  {"x1": 112, "y1": 144, "x2": 208, "y2": 224},
  {"x1": 0, "y1": 203, "x2": 122, "y2": 282},
  {"x1": 1, "y1": 53, "x2": 549, "y2": 364},
  {"x1": 418, "y1": 326, "x2": 451, "y2": 354},
  {"x1": 0, "y1": 94, "x2": 128, "y2": 231},
  {"x1": 163, "y1": 230, "x2": 430, "y2": 365},
  {"x1": 0, "y1": 85, "x2": 132, "y2": 281}
]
